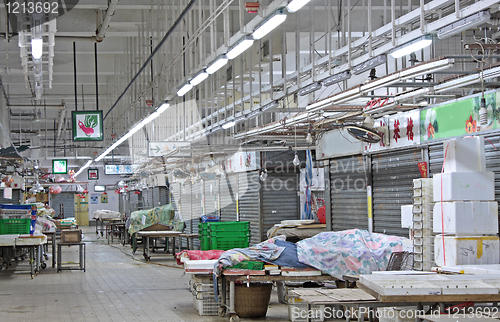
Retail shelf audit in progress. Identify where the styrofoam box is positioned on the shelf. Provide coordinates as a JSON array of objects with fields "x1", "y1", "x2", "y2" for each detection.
[
  {"x1": 413, "y1": 196, "x2": 433, "y2": 205},
  {"x1": 402, "y1": 239, "x2": 413, "y2": 252},
  {"x1": 433, "y1": 172, "x2": 495, "y2": 202},
  {"x1": 414, "y1": 187, "x2": 433, "y2": 197},
  {"x1": 414, "y1": 244, "x2": 433, "y2": 254},
  {"x1": 413, "y1": 212, "x2": 432, "y2": 222},
  {"x1": 443, "y1": 137, "x2": 486, "y2": 173},
  {"x1": 413, "y1": 179, "x2": 433, "y2": 189},
  {"x1": 434, "y1": 235, "x2": 500, "y2": 267},
  {"x1": 401, "y1": 205, "x2": 413, "y2": 228},
  {"x1": 288, "y1": 297, "x2": 325, "y2": 322},
  {"x1": 414, "y1": 252, "x2": 433, "y2": 263},
  {"x1": 413, "y1": 204, "x2": 433, "y2": 214},
  {"x1": 413, "y1": 236, "x2": 434, "y2": 246},
  {"x1": 414, "y1": 220, "x2": 432, "y2": 230},
  {"x1": 414, "y1": 228, "x2": 432, "y2": 237},
  {"x1": 433, "y1": 201, "x2": 498, "y2": 235},
  {"x1": 413, "y1": 261, "x2": 433, "y2": 271}
]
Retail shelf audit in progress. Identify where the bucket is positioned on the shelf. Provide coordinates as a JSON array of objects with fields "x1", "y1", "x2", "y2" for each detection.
[{"x1": 234, "y1": 283, "x2": 272, "y2": 318}]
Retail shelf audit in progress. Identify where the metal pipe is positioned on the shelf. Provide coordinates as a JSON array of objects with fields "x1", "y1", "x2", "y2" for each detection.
[
  {"x1": 96, "y1": 0, "x2": 120, "y2": 42},
  {"x1": 104, "y1": 0, "x2": 198, "y2": 120},
  {"x1": 73, "y1": 42, "x2": 78, "y2": 111},
  {"x1": 8, "y1": 104, "x2": 65, "y2": 109},
  {"x1": 95, "y1": 42, "x2": 99, "y2": 110}
]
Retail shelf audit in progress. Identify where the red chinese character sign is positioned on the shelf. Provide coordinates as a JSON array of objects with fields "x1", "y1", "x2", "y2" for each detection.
[
  {"x1": 418, "y1": 162, "x2": 428, "y2": 178},
  {"x1": 364, "y1": 110, "x2": 420, "y2": 152}
]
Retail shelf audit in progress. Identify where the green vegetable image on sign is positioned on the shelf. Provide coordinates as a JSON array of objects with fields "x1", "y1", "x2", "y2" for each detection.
[{"x1": 72, "y1": 111, "x2": 104, "y2": 141}]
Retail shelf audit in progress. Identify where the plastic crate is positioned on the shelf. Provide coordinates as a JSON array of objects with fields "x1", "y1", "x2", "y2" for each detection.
[
  {"x1": 199, "y1": 235, "x2": 211, "y2": 251},
  {"x1": 210, "y1": 236, "x2": 249, "y2": 250},
  {"x1": 229, "y1": 261, "x2": 264, "y2": 270},
  {"x1": 200, "y1": 215, "x2": 220, "y2": 223},
  {"x1": 0, "y1": 218, "x2": 31, "y2": 235},
  {"x1": 209, "y1": 230, "x2": 250, "y2": 238},
  {"x1": 207, "y1": 221, "x2": 250, "y2": 232}
]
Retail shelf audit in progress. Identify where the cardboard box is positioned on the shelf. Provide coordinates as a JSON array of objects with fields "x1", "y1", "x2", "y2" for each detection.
[
  {"x1": 36, "y1": 193, "x2": 49, "y2": 203},
  {"x1": 61, "y1": 229, "x2": 82, "y2": 244}
]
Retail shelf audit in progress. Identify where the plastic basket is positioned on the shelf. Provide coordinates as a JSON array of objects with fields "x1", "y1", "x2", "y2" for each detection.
[
  {"x1": 0, "y1": 218, "x2": 31, "y2": 235},
  {"x1": 199, "y1": 235, "x2": 211, "y2": 251},
  {"x1": 207, "y1": 221, "x2": 250, "y2": 232},
  {"x1": 229, "y1": 261, "x2": 264, "y2": 270},
  {"x1": 210, "y1": 236, "x2": 249, "y2": 250},
  {"x1": 209, "y1": 230, "x2": 250, "y2": 238}
]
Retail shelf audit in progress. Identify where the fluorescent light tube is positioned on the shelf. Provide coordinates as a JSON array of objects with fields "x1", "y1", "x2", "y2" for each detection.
[
  {"x1": 252, "y1": 10, "x2": 287, "y2": 40},
  {"x1": 190, "y1": 70, "x2": 209, "y2": 86},
  {"x1": 245, "y1": 109, "x2": 262, "y2": 118},
  {"x1": 261, "y1": 101, "x2": 280, "y2": 112},
  {"x1": 206, "y1": 55, "x2": 228, "y2": 74},
  {"x1": 286, "y1": 0, "x2": 311, "y2": 13},
  {"x1": 298, "y1": 82, "x2": 322, "y2": 96},
  {"x1": 322, "y1": 70, "x2": 351, "y2": 86},
  {"x1": 390, "y1": 35, "x2": 432, "y2": 58},
  {"x1": 226, "y1": 36, "x2": 254, "y2": 60},
  {"x1": 156, "y1": 102, "x2": 170, "y2": 114},
  {"x1": 222, "y1": 121, "x2": 236, "y2": 129},
  {"x1": 438, "y1": 11, "x2": 491, "y2": 40},
  {"x1": 352, "y1": 55, "x2": 387, "y2": 75},
  {"x1": 177, "y1": 83, "x2": 193, "y2": 96},
  {"x1": 31, "y1": 38, "x2": 43, "y2": 59}
]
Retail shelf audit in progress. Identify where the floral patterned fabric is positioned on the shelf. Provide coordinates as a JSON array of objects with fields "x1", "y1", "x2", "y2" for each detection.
[
  {"x1": 296, "y1": 229, "x2": 404, "y2": 280},
  {"x1": 175, "y1": 250, "x2": 225, "y2": 266}
]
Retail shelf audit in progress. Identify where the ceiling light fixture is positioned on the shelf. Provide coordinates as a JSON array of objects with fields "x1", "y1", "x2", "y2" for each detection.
[
  {"x1": 177, "y1": 83, "x2": 193, "y2": 96},
  {"x1": 261, "y1": 100, "x2": 280, "y2": 112},
  {"x1": 190, "y1": 70, "x2": 209, "y2": 86},
  {"x1": 75, "y1": 160, "x2": 92, "y2": 177},
  {"x1": 226, "y1": 36, "x2": 254, "y2": 60},
  {"x1": 298, "y1": 82, "x2": 322, "y2": 96},
  {"x1": 31, "y1": 38, "x2": 43, "y2": 60},
  {"x1": 286, "y1": 0, "x2": 312, "y2": 13},
  {"x1": 252, "y1": 9, "x2": 287, "y2": 40},
  {"x1": 352, "y1": 55, "x2": 387, "y2": 75},
  {"x1": 390, "y1": 35, "x2": 433, "y2": 58},
  {"x1": 437, "y1": 11, "x2": 491, "y2": 39},
  {"x1": 222, "y1": 121, "x2": 237, "y2": 129},
  {"x1": 322, "y1": 70, "x2": 351, "y2": 86},
  {"x1": 206, "y1": 55, "x2": 229, "y2": 74}
]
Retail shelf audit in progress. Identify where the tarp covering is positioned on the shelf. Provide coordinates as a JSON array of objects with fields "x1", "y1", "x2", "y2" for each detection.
[
  {"x1": 128, "y1": 204, "x2": 181, "y2": 235},
  {"x1": 92, "y1": 210, "x2": 121, "y2": 220},
  {"x1": 296, "y1": 229, "x2": 404, "y2": 279}
]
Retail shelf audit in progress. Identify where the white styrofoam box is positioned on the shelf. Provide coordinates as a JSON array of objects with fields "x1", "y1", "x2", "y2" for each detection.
[
  {"x1": 414, "y1": 228, "x2": 432, "y2": 238},
  {"x1": 184, "y1": 259, "x2": 218, "y2": 271},
  {"x1": 434, "y1": 280, "x2": 497, "y2": 295},
  {"x1": 413, "y1": 178, "x2": 433, "y2": 189},
  {"x1": 443, "y1": 137, "x2": 486, "y2": 173},
  {"x1": 413, "y1": 196, "x2": 433, "y2": 205},
  {"x1": 401, "y1": 205, "x2": 413, "y2": 228},
  {"x1": 413, "y1": 187, "x2": 432, "y2": 197},
  {"x1": 288, "y1": 297, "x2": 325, "y2": 322},
  {"x1": 433, "y1": 201, "x2": 498, "y2": 235},
  {"x1": 413, "y1": 236, "x2": 433, "y2": 245},
  {"x1": 442, "y1": 264, "x2": 500, "y2": 275},
  {"x1": 434, "y1": 235, "x2": 500, "y2": 267},
  {"x1": 413, "y1": 220, "x2": 432, "y2": 230},
  {"x1": 413, "y1": 212, "x2": 433, "y2": 222},
  {"x1": 402, "y1": 239, "x2": 414, "y2": 252},
  {"x1": 413, "y1": 261, "x2": 433, "y2": 271},
  {"x1": 414, "y1": 243, "x2": 433, "y2": 254},
  {"x1": 412, "y1": 204, "x2": 433, "y2": 214},
  {"x1": 414, "y1": 252, "x2": 434, "y2": 263},
  {"x1": 433, "y1": 172, "x2": 495, "y2": 202},
  {"x1": 359, "y1": 275, "x2": 442, "y2": 296}
]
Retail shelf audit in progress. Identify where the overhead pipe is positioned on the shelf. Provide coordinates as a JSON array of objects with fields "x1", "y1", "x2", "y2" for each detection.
[
  {"x1": 7, "y1": 103, "x2": 65, "y2": 109},
  {"x1": 56, "y1": 108, "x2": 67, "y2": 141},
  {"x1": 95, "y1": 0, "x2": 119, "y2": 42}
]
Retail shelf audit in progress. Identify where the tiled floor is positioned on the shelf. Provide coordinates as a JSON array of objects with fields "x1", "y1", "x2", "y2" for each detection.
[{"x1": 0, "y1": 226, "x2": 290, "y2": 322}]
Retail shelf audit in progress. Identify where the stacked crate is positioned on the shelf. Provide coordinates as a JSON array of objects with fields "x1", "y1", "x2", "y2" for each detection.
[
  {"x1": 433, "y1": 137, "x2": 499, "y2": 266},
  {"x1": 0, "y1": 204, "x2": 35, "y2": 235},
  {"x1": 198, "y1": 221, "x2": 250, "y2": 250},
  {"x1": 412, "y1": 178, "x2": 435, "y2": 271},
  {"x1": 190, "y1": 275, "x2": 220, "y2": 316}
]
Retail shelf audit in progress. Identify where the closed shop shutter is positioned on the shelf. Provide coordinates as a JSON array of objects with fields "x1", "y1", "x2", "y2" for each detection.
[
  {"x1": 330, "y1": 155, "x2": 368, "y2": 231},
  {"x1": 151, "y1": 186, "x2": 169, "y2": 207},
  {"x1": 0, "y1": 189, "x2": 21, "y2": 204},
  {"x1": 180, "y1": 184, "x2": 193, "y2": 233},
  {"x1": 191, "y1": 181, "x2": 203, "y2": 220},
  {"x1": 238, "y1": 171, "x2": 261, "y2": 245},
  {"x1": 129, "y1": 192, "x2": 139, "y2": 212},
  {"x1": 372, "y1": 148, "x2": 423, "y2": 236},
  {"x1": 204, "y1": 178, "x2": 218, "y2": 217},
  {"x1": 262, "y1": 171, "x2": 299, "y2": 239},
  {"x1": 429, "y1": 135, "x2": 500, "y2": 233},
  {"x1": 220, "y1": 174, "x2": 238, "y2": 222},
  {"x1": 51, "y1": 192, "x2": 75, "y2": 218},
  {"x1": 170, "y1": 182, "x2": 181, "y2": 222}
]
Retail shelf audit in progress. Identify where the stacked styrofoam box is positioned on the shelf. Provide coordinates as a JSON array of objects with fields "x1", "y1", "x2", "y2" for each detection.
[
  {"x1": 288, "y1": 295, "x2": 325, "y2": 322},
  {"x1": 412, "y1": 178, "x2": 435, "y2": 271},
  {"x1": 433, "y1": 137, "x2": 499, "y2": 267}
]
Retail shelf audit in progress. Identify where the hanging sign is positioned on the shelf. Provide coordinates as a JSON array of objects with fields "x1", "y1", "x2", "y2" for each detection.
[
  {"x1": 148, "y1": 141, "x2": 191, "y2": 157},
  {"x1": 72, "y1": 111, "x2": 104, "y2": 141},
  {"x1": 418, "y1": 162, "x2": 428, "y2": 178},
  {"x1": 101, "y1": 192, "x2": 108, "y2": 204},
  {"x1": 420, "y1": 91, "x2": 499, "y2": 142},
  {"x1": 364, "y1": 110, "x2": 421, "y2": 152},
  {"x1": 104, "y1": 164, "x2": 137, "y2": 175},
  {"x1": 88, "y1": 169, "x2": 99, "y2": 180}
]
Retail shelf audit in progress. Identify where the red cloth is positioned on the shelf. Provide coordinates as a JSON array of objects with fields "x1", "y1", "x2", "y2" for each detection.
[{"x1": 176, "y1": 250, "x2": 225, "y2": 265}]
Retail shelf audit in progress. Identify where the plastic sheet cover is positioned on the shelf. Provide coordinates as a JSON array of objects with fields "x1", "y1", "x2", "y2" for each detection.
[{"x1": 128, "y1": 204, "x2": 182, "y2": 234}]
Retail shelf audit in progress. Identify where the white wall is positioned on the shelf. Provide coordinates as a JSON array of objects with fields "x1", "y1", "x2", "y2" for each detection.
[{"x1": 74, "y1": 165, "x2": 120, "y2": 221}]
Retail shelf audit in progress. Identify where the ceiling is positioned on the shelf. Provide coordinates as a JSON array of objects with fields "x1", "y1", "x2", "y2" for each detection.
[{"x1": 1, "y1": 0, "x2": 499, "y2": 173}]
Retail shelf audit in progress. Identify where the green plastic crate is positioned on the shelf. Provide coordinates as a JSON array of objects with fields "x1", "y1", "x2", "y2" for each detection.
[
  {"x1": 207, "y1": 221, "x2": 250, "y2": 232},
  {"x1": 209, "y1": 230, "x2": 250, "y2": 238},
  {"x1": 210, "y1": 236, "x2": 249, "y2": 250},
  {"x1": 199, "y1": 235, "x2": 211, "y2": 251},
  {"x1": 0, "y1": 218, "x2": 31, "y2": 235},
  {"x1": 229, "y1": 261, "x2": 264, "y2": 270}
]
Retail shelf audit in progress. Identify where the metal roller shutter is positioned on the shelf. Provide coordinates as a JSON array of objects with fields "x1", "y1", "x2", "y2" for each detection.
[
  {"x1": 262, "y1": 172, "x2": 299, "y2": 239},
  {"x1": 50, "y1": 192, "x2": 75, "y2": 219},
  {"x1": 191, "y1": 182, "x2": 203, "y2": 221},
  {"x1": 129, "y1": 191, "x2": 139, "y2": 212},
  {"x1": 0, "y1": 189, "x2": 21, "y2": 204},
  {"x1": 180, "y1": 184, "x2": 192, "y2": 234},
  {"x1": 204, "y1": 178, "x2": 218, "y2": 217},
  {"x1": 170, "y1": 182, "x2": 182, "y2": 222},
  {"x1": 220, "y1": 174, "x2": 237, "y2": 222},
  {"x1": 330, "y1": 155, "x2": 368, "y2": 231},
  {"x1": 238, "y1": 171, "x2": 261, "y2": 245},
  {"x1": 372, "y1": 148, "x2": 423, "y2": 236},
  {"x1": 429, "y1": 135, "x2": 500, "y2": 233}
]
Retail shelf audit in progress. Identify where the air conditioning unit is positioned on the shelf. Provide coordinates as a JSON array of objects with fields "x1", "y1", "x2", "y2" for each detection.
[{"x1": 153, "y1": 174, "x2": 168, "y2": 187}]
